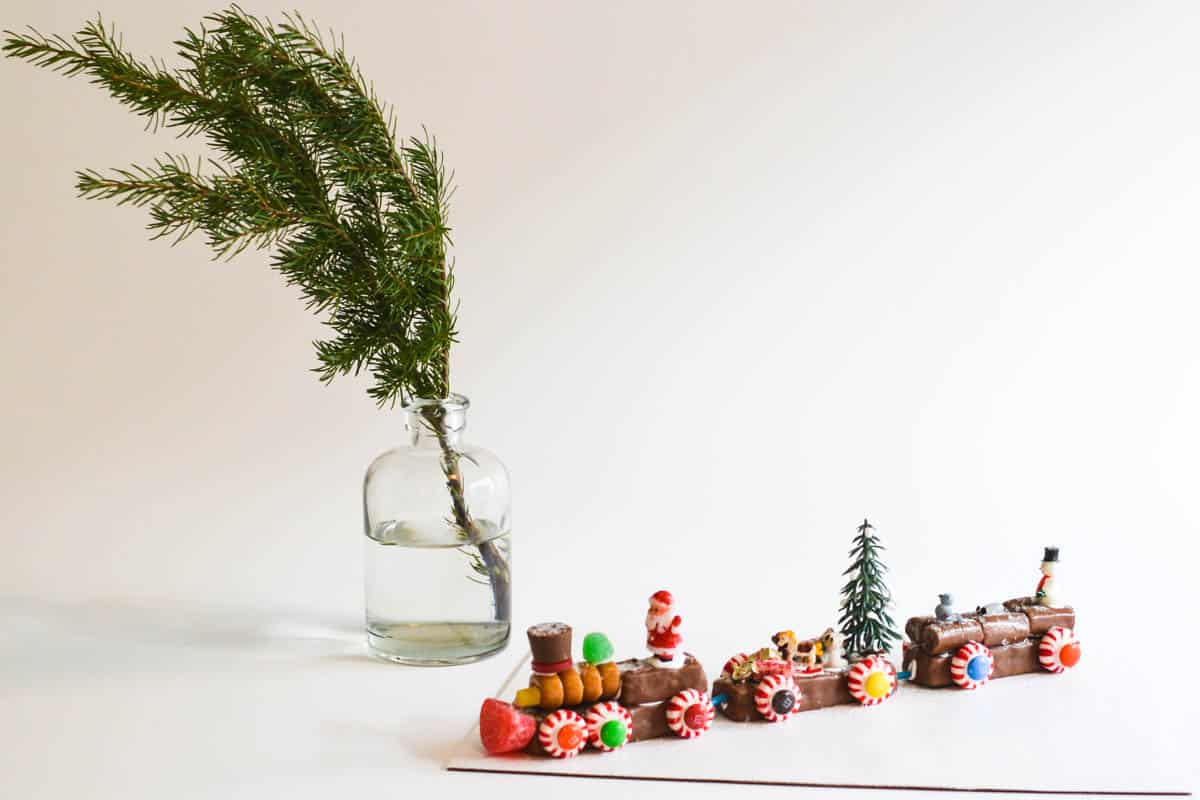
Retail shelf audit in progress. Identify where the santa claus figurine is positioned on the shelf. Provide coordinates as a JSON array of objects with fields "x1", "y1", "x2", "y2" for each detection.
[{"x1": 645, "y1": 589, "x2": 684, "y2": 669}]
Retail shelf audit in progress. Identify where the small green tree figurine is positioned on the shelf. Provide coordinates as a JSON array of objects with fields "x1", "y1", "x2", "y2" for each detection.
[{"x1": 838, "y1": 518, "x2": 901, "y2": 657}]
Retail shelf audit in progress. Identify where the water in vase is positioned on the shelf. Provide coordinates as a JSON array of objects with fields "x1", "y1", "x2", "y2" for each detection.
[{"x1": 365, "y1": 517, "x2": 511, "y2": 665}]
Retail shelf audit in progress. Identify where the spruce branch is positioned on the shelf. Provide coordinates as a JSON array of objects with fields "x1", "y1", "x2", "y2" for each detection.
[
  {"x1": 3, "y1": 6, "x2": 456, "y2": 406},
  {"x1": 4, "y1": 7, "x2": 509, "y2": 614}
]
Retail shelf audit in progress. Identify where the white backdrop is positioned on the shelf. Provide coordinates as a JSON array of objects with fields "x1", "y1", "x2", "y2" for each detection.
[{"x1": 2, "y1": 2, "x2": 1198, "y2": 797}]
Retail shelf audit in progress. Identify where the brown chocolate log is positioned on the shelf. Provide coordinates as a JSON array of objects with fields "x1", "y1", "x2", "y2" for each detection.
[
  {"x1": 713, "y1": 667, "x2": 862, "y2": 722},
  {"x1": 907, "y1": 638, "x2": 1040, "y2": 688},
  {"x1": 522, "y1": 701, "x2": 674, "y2": 756},
  {"x1": 1003, "y1": 596, "x2": 1039, "y2": 612},
  {"x1": 922, "y1": 618, "x2": 984, "y2": 655},
  {"x1": 979, "y1": 613, "x2": 1030, "y2": 647},
  {"x1": 527, "y1": 622, "x2": 572, "y2": 665},
  {"x1": 617, "y1": 653, "x2": 707, "y2": 706},
  {"x1": 906, "y1": 615, "x2": 934, "y2": 644},
  {"x1": 1021, "y1": 605, "x2": 1075, "y2": 635}
]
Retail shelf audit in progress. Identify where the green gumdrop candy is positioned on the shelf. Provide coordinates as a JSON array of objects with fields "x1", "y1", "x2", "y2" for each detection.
[
  {"x1": 600, "y1": 719, "x2": 627, "y2": 749},
  {"x1": 582, "y1": 632, "x2": 614, "y2": 664}
]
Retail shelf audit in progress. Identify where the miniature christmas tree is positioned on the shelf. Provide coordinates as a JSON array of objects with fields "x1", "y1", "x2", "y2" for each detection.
[{"x1": 838, "y1": 519, "x2": 901, "y2": 657}]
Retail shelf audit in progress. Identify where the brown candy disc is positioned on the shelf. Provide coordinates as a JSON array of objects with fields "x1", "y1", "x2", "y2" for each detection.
[
  {"x1": 559, "y1": 668, "x2": 584, "y2": 706},
  {"x1": 578, "y1": 663, "x2": 602, "y2": 703},
  {"x1": 598, "y1": 662, "x2": 621, "y2": 700},
  {"x1": 531, "y1": 673, "x2": 564, "y2": 710}
]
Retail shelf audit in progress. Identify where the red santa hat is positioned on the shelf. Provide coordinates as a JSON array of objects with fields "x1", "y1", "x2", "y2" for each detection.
[{"x1": 649, "y1": 589, "x2": 674, "y2": 607}]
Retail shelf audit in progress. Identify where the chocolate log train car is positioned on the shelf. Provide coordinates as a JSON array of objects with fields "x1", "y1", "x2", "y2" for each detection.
[
  {"x1": 478, "y1": 623, "x2": 714, "y2": 758},
  {"x1": 712, "y1": 634, "x2": 899, "y2": 722},
  {"x1": 902, "y1": 597, "x2": 1081, "y2": 689}
]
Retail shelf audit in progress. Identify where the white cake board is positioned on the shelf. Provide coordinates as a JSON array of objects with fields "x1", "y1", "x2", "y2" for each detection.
[{"x1": 447, "y1": 654, "x2": 1193, "y2": 795}]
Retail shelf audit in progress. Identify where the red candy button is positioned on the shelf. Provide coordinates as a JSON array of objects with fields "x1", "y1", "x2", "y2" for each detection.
[
  {"x1": 1060, "y1": 642, "x2": 1082, "y2": 668},
  {"x1": 683, "y1": 704, "x2": 706, "y2": 731}
]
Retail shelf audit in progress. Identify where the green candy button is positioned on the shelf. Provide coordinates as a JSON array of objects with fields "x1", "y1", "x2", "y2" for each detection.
[
  {"x1": 600, "y1": 719, "x2": 627, "y2": 748},
  {"x1": 582, "y1": 632, "x2": 614, "y2": 665}
]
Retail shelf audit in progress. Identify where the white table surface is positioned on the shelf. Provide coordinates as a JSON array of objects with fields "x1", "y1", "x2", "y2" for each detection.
[{"x1": 3, "y1": 595, "x2": 1194, "y2": 799}]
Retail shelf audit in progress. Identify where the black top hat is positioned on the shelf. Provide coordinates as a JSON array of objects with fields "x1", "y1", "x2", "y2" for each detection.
[{"x1": 1042, "y1": 546, "x2": 1059, "y2": 563}]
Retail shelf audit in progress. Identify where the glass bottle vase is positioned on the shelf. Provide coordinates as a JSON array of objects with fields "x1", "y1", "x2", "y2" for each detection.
[{"x1": 362, "y1": 394, "x2": 511, "y2": 665}]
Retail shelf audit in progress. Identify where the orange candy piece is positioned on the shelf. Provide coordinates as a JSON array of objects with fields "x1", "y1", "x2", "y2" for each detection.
[
  {"x1": 598, "y1": 661, "x2": 621, "y2": 699},
  {"x1": 1060, "y1": 642, "x2": 1082, "y2": 667},
  {"x1": 560, "y1": 668, "x2": 584, "y2": 706},
  {"x1": 579, "y1": 663, "x2": 603, "y2": 703},
  {"x1": 557, "y1": 724, "x2": 583, "y2": 751}
]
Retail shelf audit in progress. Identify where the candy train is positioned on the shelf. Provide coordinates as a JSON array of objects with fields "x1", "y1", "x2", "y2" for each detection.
[{"x1": 477, "y1": 545, "x2": 1083, "y2": 758}]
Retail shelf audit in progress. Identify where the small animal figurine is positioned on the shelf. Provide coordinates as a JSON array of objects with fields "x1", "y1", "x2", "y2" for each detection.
[
  {"x1": 820, "y1": 628, "x2": 846, "y2": 670},
  {"x1": 935, "y1": 593, "x2": 962, "y2": 622},
  {"x1": 976, "y1": 602, "x2": 1006, "y2": 616},
  {"x1": 1036, "y1": 547, "x2": 1059, "y2": 607},
  {"x1": 771, "y1": 630, "x2": 799, "y2": 663},
  {"x1": 793, "y1": 628, "x2": 833, "y2": 672}
]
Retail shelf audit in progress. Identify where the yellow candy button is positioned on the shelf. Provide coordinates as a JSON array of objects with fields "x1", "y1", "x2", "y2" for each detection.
[
  {"x1": 864, "y1": 671, "x2": 891, "y2": 699},
  {"x1": 514, "y1": 686, "x2": 541, "y2": 707}
]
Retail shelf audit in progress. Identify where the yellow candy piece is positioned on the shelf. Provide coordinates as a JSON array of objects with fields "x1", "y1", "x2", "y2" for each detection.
[
  {"x1": 513, "y1": 686, "x2": 541, "y2": 707},
  {"x1": 864, "y1": 671, "x2": 891, "y2": 699}
]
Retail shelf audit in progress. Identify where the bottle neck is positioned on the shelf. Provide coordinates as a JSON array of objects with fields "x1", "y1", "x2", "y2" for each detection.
[{"x1": 403, "y1": 394, "x2": 469, "y2": 448}]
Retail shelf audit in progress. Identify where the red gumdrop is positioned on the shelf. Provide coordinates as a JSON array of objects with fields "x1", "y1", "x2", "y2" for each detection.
[
  {"x1": 683, "y1": 704, "x2": 707, "y2": 731},
  {"x1": 479, "y1": 698, "x2": 537, "y2": 755}
]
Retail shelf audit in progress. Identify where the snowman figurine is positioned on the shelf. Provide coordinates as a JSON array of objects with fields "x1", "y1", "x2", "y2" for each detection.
[{"x1": 1036, "y1": 546, "x2": 1059, "y2": 607}]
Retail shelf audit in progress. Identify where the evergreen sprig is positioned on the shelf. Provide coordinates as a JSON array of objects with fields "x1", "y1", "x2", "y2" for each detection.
[
  {"x1": 5, "y1": 9, "x2": 511, "y2": 617},
  {"x1": 838, "y1": 518, "x2": 901, "y2": 656},
  {"x1": 3, "y1": 7, "x2": 457, "y2": 406}
]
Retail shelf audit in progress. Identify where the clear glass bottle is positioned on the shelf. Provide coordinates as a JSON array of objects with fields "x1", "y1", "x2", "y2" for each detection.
[{"x1": 363, "y1": 394, "x2": 511, "y2": 665}]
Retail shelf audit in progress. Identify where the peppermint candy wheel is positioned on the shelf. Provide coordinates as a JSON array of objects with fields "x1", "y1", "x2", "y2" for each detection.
[
  {"x1": 754, "y1": 673, "x2": 800, "y2": 722},
  {"x1": 584, "y1": 701, "x2": 633, "y2": 752},
  {"x1": 1039, "y1": 626, "x2": 1081, "y2": 673},
  {"x1": 846, "y1": 655, "x2": 896, "y2": 705},
  {"x1": 883, "y1": 658, "x2": 899, "y2": 697},
  {"x1": 665, "y1": 689, "x2": 714, "y2": 739},
  {"x1": 722, "y1": 653, "x2": 749, "y2": 678},
  {"x1": 538, "y1": 709, "x2": 588, "y2": 758},
  {"x1": 950, "y1": 642, "x2": 994, "y2": 690}
]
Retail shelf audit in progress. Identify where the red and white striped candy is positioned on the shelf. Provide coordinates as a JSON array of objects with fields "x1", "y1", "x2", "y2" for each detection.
[
  {"x1": 722, "y1": 653, "x2": 748, "y2": 678},
  {"x1": 1039, "y1": 626, "x2": 1081, "y2": 673},
  {"x1": 584, "y1": 701, "x2": 633, "y2": 751},
  {"x1": 665, "y1": 689, "x2": 714, "y2": 739},
  {"x1": 846, "y1": 655, "x2": 896, "y2": 705},
  {"x1": 950, "y1": 642, "x2": 994, "y2": 690},
  {"x1": 754, "y1": 673, "x2": 799, "y2": 722},
  {"x1": 538, "y1": 709, "x2": 588, "y2": 758}
]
